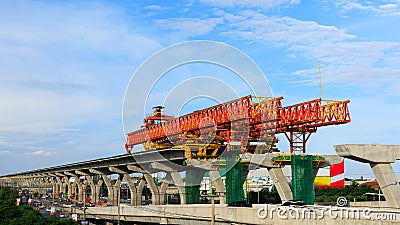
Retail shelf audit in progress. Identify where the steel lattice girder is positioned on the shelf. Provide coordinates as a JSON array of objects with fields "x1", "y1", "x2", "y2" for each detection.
[{"x1": 126, "y1": 96, "x2": 351, "y2": 148}]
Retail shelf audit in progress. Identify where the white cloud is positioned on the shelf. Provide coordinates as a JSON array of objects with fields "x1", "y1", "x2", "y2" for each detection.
[
  {"x1": 28, "y1": 150, "x2": 53, "y2": 156},
  {"x1": 210, "y1": 10, "x2": 400, "y2": 91},
  {"x1": 18, "y1": 79, "x2": 87, "y2": 95},
  {"x1": 145, "y1": 6, "x2": 400, "y2": 94},
  {"x1": 0, "y1": 138, "x2": 7, "y2": 146},
  {"x1": 0, "y1": 84, "x2": 104, "y2": 134},
  {"x1": 328, "y1": 0, "x2": 400, "y2": 16},
  {"x1": 0, "y1": 1, "x2": 162, "y2": 136},
  {"x1": 0, "y1": 1, "x2": 162, "y2": 174},
  {"x1": 0, "y1": 2, "x2": 162, "y2": 58},
  {"x1": 219, "y1": 12, "x2": 355, "y2": 45},
  {"x1": 199, "y1": 0, "x2": 300, "y2": 9},
  {"x1": 287, "y1": 41, "x2": 400, "y2": 87},
  {"x1": 0, "y1": 150, "x2": 9, "y2": 155},
  {"x1": 144, "y1": 5, "x2": 164, "y2": 11},
  {"x1": 155, "y1": 17, "x2": 223, "y2": 37}
]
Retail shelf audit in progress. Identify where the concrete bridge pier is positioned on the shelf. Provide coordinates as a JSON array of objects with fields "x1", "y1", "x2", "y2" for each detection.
[
  {"x1": 85, "y1": 175, "x2": 96, "y2": 203},
  {"x1": 136, "y1": 174, "x2": 179, "y2": 205},
  {"x1": 101, "y1": 174, "x2": 115, "y2": 205},
  {"x1": 47, "y1": 174, "x2": 59, "y2": 196},
  {"x1": 56, "y1": 177, "x2": 62, "y2": 194},
  {"x1": 18, "y1": 177, "x2": 24, "y2": 188},
  {"x1": 135, "y1": 179, "x2": 146, "y2": 206},
  {"x1": 149, "y1": 161, "x2": 188, "y2": 205},
  {"x1": 246, "y1": 154, "x2": 293, "y2": 202},
  {"x1": 60, "y1": 175, "x2": 69, "y2": 195},
  {"x1": 33, "y1": 177, "x2": 42, "y2": 194},
  {"x1": 38, "y1": 176, "x2": 49, "y2": 195},
  {"x1": 209, "y1": 170, "x2": 226, "y2": 204},
  {"x1": 143, "y1": 173, "x2": 161, "y2": 205},
  {"x1": 170, "y1": 171, "x2": 186, "y2": 205},
  {"x1": 78, "y1": 174, "x2": 103, "y2": 203},
  {"x1": 24, "y1": 178, "x2": 28, "y2": 188},
  {"x1": 54, "y1": 174, "x2": 67, "y2": 195},
  {"x1": 31, "y1": 178, "x2": 40, "y2": 195},
  {"x1": 23, "y1": 177, "x2": 30, "y2": 189},
  {"x1": 268, "y1": 167, "x2": 293, "y2": 202},
  {"x1": 64, "y1": 175, "x2": 73, "y2": 198},
  {"x1": 63, "y1": 176, "x2": 71, "y2": 197},
  {"x1": 334, "y1": 144, "x2": 400, "y2": 208},
  {"x1": 101, "y1": 174, "x2": 120, "y2": 206},
  {"x1": 184, "y1": 159, "x2": 227, "y2": 205},
  {"x1": 18, "y1": 177, "x2": 23, "y2": 188},
  {"x1": 17, "y1": 177, "x2": 23, "y2": 188},
  {"x1": 157, "y1": 172, "x2": 172, "y2": 205},
  {"x1": 246, "y1": 154, "x2": 343, "y2": 203},
  {"x1": 65, "y1": 172, "x2": 84, "y2": 202},
  {"x1": 36, "y1": 177, "x2": 47, "y2": 196},
  {"x1": 123, "y1": 173, "x2": 138, "y2": 206}
]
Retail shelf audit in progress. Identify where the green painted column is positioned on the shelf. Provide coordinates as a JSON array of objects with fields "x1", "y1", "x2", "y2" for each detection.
[
  {"x1": 291, "y1": 155, "x2": 314, "y2": 205},
  {"x1": 185, "y1": 169, "x2": 204, "y2": 204},
  {"x1": 226, "y1": 152, "x2": 244, "y2": 204}
]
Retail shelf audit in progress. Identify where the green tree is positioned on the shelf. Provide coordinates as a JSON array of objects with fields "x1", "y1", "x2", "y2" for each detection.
[
  {"x1": 248, "y1": 188, "x2": 281, "y2": 204},
  {"x1": 0, "y1": 188, "x2": 18, "y2": 206},
  {"x1": 0, "y1": 188, "x2": 75, "y2": 225},
  {"x1": 315, "y1": 183, "x2": 377, "y2": 202}
]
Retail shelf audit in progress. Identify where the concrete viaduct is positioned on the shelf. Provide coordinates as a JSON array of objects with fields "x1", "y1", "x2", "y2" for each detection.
[
  {"x1": 0, "y1": 149, "x2": 191, "y2": 206},
  {"x1": 1, "y1": 144, "x2": 400, "y2": 224},
  {"x1": 0, "y1": 149, "x2": 344, "y2": 208}
]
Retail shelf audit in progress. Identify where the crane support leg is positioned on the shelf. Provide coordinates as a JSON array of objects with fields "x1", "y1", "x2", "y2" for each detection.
[{"x1": 285, "y1": 131, "x2": 313, "y2": 154}]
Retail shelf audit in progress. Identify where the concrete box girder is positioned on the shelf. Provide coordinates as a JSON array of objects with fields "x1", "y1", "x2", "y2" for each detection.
[
  {"x1": 75, "y1": 170, "x2": 90, "y2": 176},
  {"x1": 89, "y1": 168, "x2": 108, "y2": 175},
  {"x1": 55, "y1": 172, "x2": 65, "y2": 177},
  {"x1": 150, "y1": 162, "x2": 183, "y2": 172},
  {"x1": 64, "y1": 171, "x2": 78, "y2": 178},
  {"x1": 109, "y1": 166, "x2": 130, "y2": 174},
  {"x1": 334, "y1": 144, "x2": 400, "y2": 163},
  {"x1": 126, "y1": 165, "x2": 145, "y2": 173}
]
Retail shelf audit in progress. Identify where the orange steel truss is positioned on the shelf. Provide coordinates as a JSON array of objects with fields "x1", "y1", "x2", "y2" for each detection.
[{"x1": 125, "y1": 96, "x2": 350, "y2": 155}]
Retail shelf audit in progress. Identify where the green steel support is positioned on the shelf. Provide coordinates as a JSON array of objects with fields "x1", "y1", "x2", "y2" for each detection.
[
  {"x1": 226, "y1": 153, "x2": 244, "y2": 204},
  {"x1": 291, "y1": 155, "x2": 314, "y2": 205},
  {"x1": 185, "y1": 169, "x2": 204, "y2": 204}
]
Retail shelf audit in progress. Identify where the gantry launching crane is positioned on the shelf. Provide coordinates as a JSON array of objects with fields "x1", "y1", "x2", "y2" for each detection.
[{"x1": 125, "y1": 96, "x2": 350, "y2": 158}]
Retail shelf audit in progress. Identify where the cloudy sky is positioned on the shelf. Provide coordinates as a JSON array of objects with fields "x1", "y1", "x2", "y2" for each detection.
[{"x1": 0, "y1": 0, "x2": 399, "y2": 178}]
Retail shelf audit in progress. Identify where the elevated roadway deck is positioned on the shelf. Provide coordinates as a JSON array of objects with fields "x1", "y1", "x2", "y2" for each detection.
[{"x1": 0, "y1": 149, "x2": 186, "y2": 178}]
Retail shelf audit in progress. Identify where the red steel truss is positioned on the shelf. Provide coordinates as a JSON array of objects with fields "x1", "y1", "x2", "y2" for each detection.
[{"x1": 125, "y1": 95, "x2": 350, "y2": 154}]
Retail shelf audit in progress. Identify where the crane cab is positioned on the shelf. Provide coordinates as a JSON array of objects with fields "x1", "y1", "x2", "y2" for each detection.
[{"x1": 143, "y1": 106, "x2": 174, "y2": 127}]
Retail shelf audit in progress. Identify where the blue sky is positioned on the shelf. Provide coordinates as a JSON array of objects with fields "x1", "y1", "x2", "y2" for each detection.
[{"x1": 0, "y1": 0, "x2": 399, "y2": 178}]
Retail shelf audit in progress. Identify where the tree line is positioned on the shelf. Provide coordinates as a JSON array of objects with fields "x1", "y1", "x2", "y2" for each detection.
[
  {"x1": 247, "y1": 182, "x2": 378, "y2": 204},
  {"x1": 0, "y1": 188, "x2": 75, "y2": 225}
]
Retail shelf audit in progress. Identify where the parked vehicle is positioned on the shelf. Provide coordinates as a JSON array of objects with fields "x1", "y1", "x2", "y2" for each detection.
[
  {"x1": 277, "y1": 200, "x2": 307, "y2": 210},
  {"x1": 227, "y1": 200, "x2": 252, "y2": 207},
  {"x1": 141, "y1": 200, "x2": 152, "y2": 205}
]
